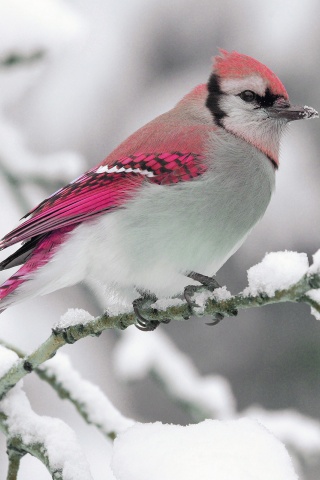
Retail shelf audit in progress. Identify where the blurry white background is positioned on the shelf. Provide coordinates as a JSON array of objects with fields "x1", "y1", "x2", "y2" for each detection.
[{"x1": 0, "y1": 0, "x2": 319, "y2": 478}]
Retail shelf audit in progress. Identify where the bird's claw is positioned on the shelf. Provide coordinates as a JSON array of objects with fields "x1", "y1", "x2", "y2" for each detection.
[
  {"x1": 184, "y1": 272, "x2": 225, "y2": 326},
  {"x1": 206, "y1": 306, "x2": 238, "y2": 325},
  {"x1": 206, "y1": 313, "x2": 224, "y2": 326},
  {"x1": 184, "y1": 272, "x2": 221, "y2": 308},
  {"x1": 133, "y1": 294, "x2": 171, "y2": 332},
  {"x1": 184, "y1": 284, "x2": 206, "y2": 308}
]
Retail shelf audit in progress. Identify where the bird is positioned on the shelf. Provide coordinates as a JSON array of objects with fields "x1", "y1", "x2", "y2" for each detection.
[{"x1": 0, "y1": 50, "x2": 318, "y2": 329}]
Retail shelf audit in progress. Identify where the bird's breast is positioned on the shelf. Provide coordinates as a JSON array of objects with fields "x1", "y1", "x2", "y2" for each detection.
[
  {"x1": 83, "y1": 131, "x2": 275, "y2": 298},
  {"x1": 116, "y1": 131, "x2": 275, "y2": 276}
]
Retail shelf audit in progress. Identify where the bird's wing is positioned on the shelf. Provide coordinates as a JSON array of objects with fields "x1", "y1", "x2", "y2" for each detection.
[{"x1": 0, "y1": 152, "x2": 206, "y2": 249}]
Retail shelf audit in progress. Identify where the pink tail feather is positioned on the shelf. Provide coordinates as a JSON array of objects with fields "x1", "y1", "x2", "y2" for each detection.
[{"x1": 0, "y1": 225, "x2": 75, "y2": 310}]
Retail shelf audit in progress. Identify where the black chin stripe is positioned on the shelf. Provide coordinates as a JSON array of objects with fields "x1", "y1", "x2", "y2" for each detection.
[{"x1": 206, "y1": 73, "x2": 226, "y2": 127}]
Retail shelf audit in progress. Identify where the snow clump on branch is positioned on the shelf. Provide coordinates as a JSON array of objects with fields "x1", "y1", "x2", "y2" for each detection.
[{"x1": 243, "y1": 251, "x2": 309, "y2": 297}]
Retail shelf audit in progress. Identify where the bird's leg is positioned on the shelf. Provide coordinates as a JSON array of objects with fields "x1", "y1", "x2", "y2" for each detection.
[
  {"x1": 133, "y1": 291, "x2": 171, "y2": 332},
  {"x1": 187, "y1": 271, "x2": 221, "y2": 290},
  {"x1": 184, "y1": 271, "x2": 225, "y2": 325},
  {"x1": 184, "y1": 271, "x2": 221, "y2": 304}
]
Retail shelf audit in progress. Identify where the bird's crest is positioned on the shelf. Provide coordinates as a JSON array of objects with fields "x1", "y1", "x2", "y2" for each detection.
[{"x1": 213, "y1": 49, "x2": 288, "y2": 99}]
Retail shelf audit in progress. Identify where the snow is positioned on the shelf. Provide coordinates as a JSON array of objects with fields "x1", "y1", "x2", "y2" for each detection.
[
  {"x1": 113, "y1": 328, "x2": 236, "y2": 419},
  {"x1": 0, "y1": 347, "x2": 92, "y2": 480},
  {"x1": 307, "y1": 250, "x2": 320, "y2": 320},
  {"x1": 306, "y1": 289, "x2": 320, "y2": 320},
  {"x1": 0, "y1": 0, "x2": 85, "y2": 57},
  {"x1": 302, "y1": 105, "x2": 319, "y2": 119},
  {"x1": 42, "y1": 353, "x2": 134, "y2": 434},
  {"x1": 192, "y1": 290, "x2": 215, "y2": 314},
  {"x1": 151, "y1": 297, "x2": 185, "y2": 310},
  {"x1": 243, "y1": 251, "x2": 309, "y2": 297},
  {"x1": 111, "y1": 418, "x2": 298, "y2": 480},
  {"x1": 310, "y1": 305, "x2": 320, "y2": 320},
  {"x1": 309, "y1": 249, "x2": 320, "y2": 274},
  {"x1": 0, "y1": 345, "x2": 17, "y2": 376},
  {"x1": 106, "y1": 300, "x2": 135, "y2": 316},
  {"x1": 212, "y1": 286, "x2": 232, "y2": 301},
  {"x1": 0, "y1": 0, "x2": 87, "y2": 109},
  {"x1": 54, "y1": 308, "x2": 94, "y2": 329},
  {"x1": 245, "y1": 406, "x2": 320, "y2": 457},
  {"x1": 189, "y1": 287, "x2": 232, "y2": 315},
  {"x1": 0, "y1": 119, "x2": 85, "y2": 183}
]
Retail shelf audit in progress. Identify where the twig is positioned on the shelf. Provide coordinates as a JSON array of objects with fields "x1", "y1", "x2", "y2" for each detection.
[
  {"x1": 0, "y1": 339, "x2": 131, "y2": 439},
  {"x1": 0, "y1": 312, "x2": 135, "y2": 401},
  {"x1": 0, "y1": 51, "x2": 45, "y2": 69},
  {"x1": 0, "y1": 271, "x2": 319, "y2": 401},
  {"x1": 6, "y1": 442, "x2": 24, "y2": 480},
  {"x1": 0, "y1": 382, "x2": 93, "y2": 479},
  {"x1": 0, "y1": 415, "x2": 61, "y2": 479}
]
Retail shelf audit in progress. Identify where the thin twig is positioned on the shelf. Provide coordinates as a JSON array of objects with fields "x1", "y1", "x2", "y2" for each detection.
[
  {"x1": 0, "y1": 51, "x2": 45, "y2": 69},
  {"x1": 0, "y1": 311, "x2": 135, "y2": 400},
  {"x1": 6, "y1": 442, "x2": 24, "y2": 480},
  {"x1": 0, "y1": 340, "x2": 121, "y2": 439}
]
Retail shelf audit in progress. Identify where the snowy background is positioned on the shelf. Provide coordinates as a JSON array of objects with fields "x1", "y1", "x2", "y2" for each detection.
[{"x1": 0, "y1": 0, "x2": 319, "y2": 478}]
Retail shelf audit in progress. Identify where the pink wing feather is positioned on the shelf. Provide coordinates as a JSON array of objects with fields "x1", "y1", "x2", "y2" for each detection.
[
  {"x1": 0, "y1": 152, "x2": 206, "y2": 249},
  {"x1": 0, "y1": 89, "x2": 212, "y2": 306}
]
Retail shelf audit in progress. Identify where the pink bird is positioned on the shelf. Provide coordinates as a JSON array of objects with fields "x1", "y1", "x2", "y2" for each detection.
[{"x1": 0, "y1": 50, "x2": 318, "y2": 329}]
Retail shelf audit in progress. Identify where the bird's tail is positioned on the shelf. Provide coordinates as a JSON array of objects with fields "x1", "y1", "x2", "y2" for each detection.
[
  {"x1": 0, "y1": 268, "x2": 29, "y2": 311},
  {"x1": 0, "y1": 226, "x2": 75, "y2": 311}
]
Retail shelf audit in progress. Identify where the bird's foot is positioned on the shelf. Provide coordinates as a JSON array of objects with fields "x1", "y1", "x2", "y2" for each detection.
[
  {"x1": 184, "y1": 272, "x2": 225, "y2": 326},
  {"x1": 133, "y1": 293, "x2": 171, "y2": 331},
  {"x1": 184, "y1": 271, "x2": 221, "y2": 305}
]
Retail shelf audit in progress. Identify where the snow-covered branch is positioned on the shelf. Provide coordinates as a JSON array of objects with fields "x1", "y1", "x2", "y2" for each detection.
[
  {"x1": 0, "y1": 251, "x2": 319, "y2": 403},
  {"x1": 0, "y1": 346, "x2": 93, "y2": 480},
  {"x1": 113, "y1": 328, "x2": 236, "y2": 420},
  {"x1": 39, "y1": 353, "x2": 134, "y2": 439},
  {"x1": 113, "y1": 326, "x2": 320, "y2": 468},
  {"x1": 0, "y1": 339, "x2": 134, "y2": 440}
]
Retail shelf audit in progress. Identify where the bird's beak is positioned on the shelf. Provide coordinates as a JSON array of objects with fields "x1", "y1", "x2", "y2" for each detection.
[{"x1": 267, "y1": 98, "x2": 319, "y2": 122}]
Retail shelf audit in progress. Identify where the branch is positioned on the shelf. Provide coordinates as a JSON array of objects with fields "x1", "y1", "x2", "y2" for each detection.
[
  {"x1": 0, "y1": 312, "x2": 133, "y2": 400},
  {"x1": 0, "y1": 51, "x2": 45, "y2": 69},
  {"x1": 0, "y1": 340, "x2": 134, "y2": 440},
  {"x1": 6, "y1": 441, "x2": 24, "y2": 480},
  {"x1": 0, "y1": 411, "x2": 93, "y2": 480},
  {"x1": 0, "y1": 266, "x2": 318, "y2": 401},
  {"x1": 213, "y1": 271, "x2": 320, "y2": 316},
  {"x1": 0, "y1": 347, "x2": 94, "y2": 479},
  {"x1": 113, "y1": 328, "x2": 236, "y2": 421},
  {"x1": 0, "y1": 412, "x2": 64, "y2": 480},
  {"x1": 2, "y1": 341, "x2": 133, "y2": 440}
]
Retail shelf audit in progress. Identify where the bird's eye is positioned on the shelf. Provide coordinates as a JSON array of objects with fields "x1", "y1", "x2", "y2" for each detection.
[{"x1": 239, "y1": 90, "x2": 256, "y2": 102}]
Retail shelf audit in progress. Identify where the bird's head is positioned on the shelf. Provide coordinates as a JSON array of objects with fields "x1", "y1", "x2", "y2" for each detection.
[{"x1": 206, "y1": 50, "x2": 318, "y2": 166}]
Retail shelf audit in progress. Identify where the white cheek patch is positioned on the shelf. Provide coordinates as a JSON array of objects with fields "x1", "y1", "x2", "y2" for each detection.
[
  {"x1": 96, "y1": 165, "x2": 155, "y2": 177},
  {"x1": 220, "y1": 75, "x2": 268, "y2": 96},
  {"x1": 219, "y1": 95, "x2": 257, "y2": 117}
]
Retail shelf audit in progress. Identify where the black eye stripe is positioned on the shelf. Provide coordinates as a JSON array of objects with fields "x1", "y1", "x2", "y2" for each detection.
[
  {"x1": 239, "y1": 87, "x2": 281, "y2": 108},
  {"x1": 256, "y1": 88, "x2": 281, "y2": 107},
  {"x1": 205, "y1": 75, "x2": 285, "y2": 129}
]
